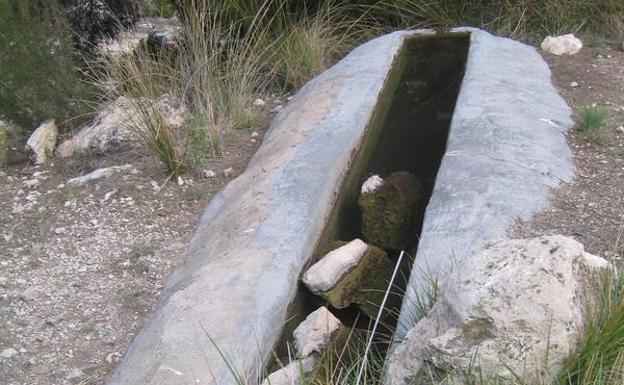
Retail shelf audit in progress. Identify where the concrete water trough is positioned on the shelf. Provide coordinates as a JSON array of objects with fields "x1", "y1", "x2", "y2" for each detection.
[{"x1": 107, "y1": 28, "x2": 573, "y2": 385}]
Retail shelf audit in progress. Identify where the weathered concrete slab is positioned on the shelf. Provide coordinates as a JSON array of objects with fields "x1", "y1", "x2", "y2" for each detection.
[
  {"x1": 106, "y1": 31, "x2": 409, "y2": 385},
  {"x1": 394, "y1": 28, "x2": 574, "y2": 338}
]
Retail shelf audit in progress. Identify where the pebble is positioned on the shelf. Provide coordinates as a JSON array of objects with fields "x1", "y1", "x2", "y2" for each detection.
[
  {"x1": 177, "y1": 176, "x2": 184, "y2": 186},
  {"x1": 223, "y1": 167, "x2": 235, "y2": 178},
  {"x1": 251, "y1": 131, "x2": 259, "y2": 138},
  {"x1": 253, "y1": 98, "x2": 266, "y2": 107},
  {"x1": 1, "y1": 348, "x2": 18, "y2": 358},
  {"x1": 66, "y1": 368, "x2": 85, "y2": 380},
  {"x1": 616, "y1": 126, "x2": 624, "y2": 134},
  {"x1": 203, "y1": 170, "x2": 216, "y2": 179},
  {"x1": 23, "y1": 178, "x2": 40, "y2": 188},
  {"x1": 271, "y1": 105, "x2": 283, "y2": 113},
  {"x1": 570, "y1": 81, "x2": 578, "y2": 88},
  {"x1": 54, "y1": 227, "x2": 66, "y2": 235}
]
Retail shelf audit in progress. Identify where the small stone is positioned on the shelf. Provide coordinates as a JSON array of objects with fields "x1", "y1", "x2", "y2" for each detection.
[
  {"x1": 271, "y1": 105, "x2": 283, "y2": 113},
  {"x1": 19, "y1": 287, "x2": 40, "y2": 302},
  {"x1": 251, "y1": 131, "x2": 259, "y2": 138},
  {"x1": 67, "y1": 368, "x2": 85, "y2": 381},
  {"x1": 597, "y1": 54, "x2": 604, "y2": 59},
  {"x1": 203, "y1": 169, "x2": 216, "y2": 179},
  {"x1": 177, "y1": 176, "x2": 184, "y2": 186},
  {"x1": 223, "y1": 167, "x2": 235, "y2": 178},
  {"x1": 302, "y1": 239, "x2": 394, "y2": 318},
  {"x1": 22, "y1": 178, "x2": 40, "y2": 188},
  {"x1": 616, "y1": 126, "x2": 624, "y2": 134},
  {"x1": 26, "y1": 119, "x2": 58, "y2": 164},
  {"x1": 540, "y1": 34, "x2": 582, "y2": 55},
  {"x1": 253, "y1": 98, "x2": 266, "y2": 107},
  {"x1": 103, "y1": 189, "x2": 117, "y2": 202},
  {"x1": 261, "y1": 357, "x2": 316, "y2": 385},
  {"x1": 54, "y1": 227, "x2": 66, "y2": 235},
  {"x1": 1, "y1": 348, "x2": 17, "y2": 358},
  {"x1": 251, "y1": 139, "x2": 257, "y2": 143},
  {"x1": 293, "y1": 307, "x2": 345, "y2": 357},
  {"x1": 105, "y1": 351, "x2": 121, "y2": 363},
  {"x1": 569, "y1": 81, "x2": 578, "y2": 88},
  {"x1": 361, "y1": 175, "x2": 384, "y2": 194},
  {"x1": 67, "y1": 164, "x2": 132, "y2": 186}
]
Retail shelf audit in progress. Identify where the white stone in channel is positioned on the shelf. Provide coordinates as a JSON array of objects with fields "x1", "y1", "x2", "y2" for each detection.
[
  {"x1": 361, "y1": 175, "x2": 384, "y2": 194},
  {"x1": 302, "y1": 239, "x2": 368, "y2": 292},
  {"x1": 293, "y1": 307, "x2": 344, "y2": 357}
]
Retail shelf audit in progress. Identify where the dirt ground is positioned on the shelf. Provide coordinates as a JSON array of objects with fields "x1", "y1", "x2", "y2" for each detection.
[
  {"x1": 1, "y1": 42, "x2": 624, "y2": 385},
  {"x1": 0, "y1": 128, "x2": 262, "y2": 385},
  {"x1": 516, "y1": 44, "x2": 624, "y2": 260}
]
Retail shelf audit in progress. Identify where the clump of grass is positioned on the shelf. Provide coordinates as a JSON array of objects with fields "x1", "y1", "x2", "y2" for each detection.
[
  {"x1": 378, "y1": 0, "x2": 624, "y2": 43},
  {"x1": 558, "y1": 266, "x2": 624, "y2": 385},
  {"x1": 274, "y1": 1, "x2": 373, "y2": 90},
  {"x1": 576, "y1": 105, "x2": 607, "y2": 143}
]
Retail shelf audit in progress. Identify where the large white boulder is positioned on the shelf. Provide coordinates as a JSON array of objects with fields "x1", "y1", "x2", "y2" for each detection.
[
  {"x1": 541, "y1": 34, "x2": 582, "y2": 55},
  {"x1": 26, "y1": 119, "x2": 57, "y2": 164},
  {"x1": 386, "y1": 236, "x2": 608, "y2": 385}
]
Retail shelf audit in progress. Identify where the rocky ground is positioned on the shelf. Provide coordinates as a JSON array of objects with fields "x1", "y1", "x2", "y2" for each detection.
[
  {"x1": 0, "y1": 129, "x2": 262, "y2": 385},
  {"x1": 1, "y1": 41, "x2": 623, "y2": 385},
  {"x1": 516, "y1": 44, "x2": 624, "y2": 261}
]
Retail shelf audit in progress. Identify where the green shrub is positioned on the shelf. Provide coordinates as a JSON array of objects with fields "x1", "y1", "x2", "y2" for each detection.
[
  {"x1": 0, "y1": 0, "x2": 94, "y2": 132},
  {"x1": 576, "y1": 105, "x2": 607, "y2": 143}
]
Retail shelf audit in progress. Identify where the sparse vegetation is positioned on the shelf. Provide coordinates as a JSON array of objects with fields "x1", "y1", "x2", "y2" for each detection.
[
  {"x1": 576, "y1": 105, "x2": 607, "y2": 143},
  {"x1": 0, "y1": 0, "x2": 94, "y2": 132}
]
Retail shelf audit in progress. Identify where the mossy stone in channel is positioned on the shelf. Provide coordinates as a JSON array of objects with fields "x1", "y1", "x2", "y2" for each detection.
[
  {"x1": 304, "y1": 240, "x2": 394, "y2": 319},
  {"x1": 358, "y1": 171, "x2": 424, "y2": 250}
]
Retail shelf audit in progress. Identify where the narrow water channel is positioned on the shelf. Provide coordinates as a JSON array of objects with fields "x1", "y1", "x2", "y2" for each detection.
[{"x1": 272, "y1": 32, "x2": 470, "y2": 369}]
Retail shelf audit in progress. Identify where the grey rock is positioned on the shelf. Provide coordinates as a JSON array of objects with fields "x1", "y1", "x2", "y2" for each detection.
[
  {"x1": 260, "y1": 357, "x2": 315, "y2": 385},
  {"x1": 67, "y1": 164, "x2": 132, "y2": 186},
  {"x1": 541, "y1": 34, "x2": 582, "y2": 55},
  {"x1": 303, "y1": 239, "x2": 393, "y2": 318},
  {"x1": 293, "y1": 307, "x2": 345, "y2": 358},
  {"x1": 57, "y1": 96, "x2": 186, "y2": 157},
  {"x1": 67, "y1": 368, "x2": 85, "y2": 381},
  {"x1": 1, "y1": 347, "x2": 18, "y2": 359},
  {"x1": 386, "y1": 236, "x2": 607, "y2": 385},
  {"x1": 26, "y1": 119, "x2": 57, "y2": 164}
]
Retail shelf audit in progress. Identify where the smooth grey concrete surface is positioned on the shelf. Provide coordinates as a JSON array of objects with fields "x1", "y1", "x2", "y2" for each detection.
[
  {"x1": 106, "y1": 31, "x2": 409, "y2": 385},
  {"x1": 394, "y1": 29, "x2": 574, "y2": 339}
]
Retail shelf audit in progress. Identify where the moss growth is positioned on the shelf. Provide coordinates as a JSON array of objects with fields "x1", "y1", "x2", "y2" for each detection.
[
  {"x1": 358, "y1": 171, "x2": 424, "y2": 250},
  {"x1": 319, "y1": 243, "x2": 394, "y2": 319}
]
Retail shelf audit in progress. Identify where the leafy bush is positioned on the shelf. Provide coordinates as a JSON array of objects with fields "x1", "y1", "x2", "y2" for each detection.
[{"x1": 0, "y1": 0, "x2": 94, "y2": 132}]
